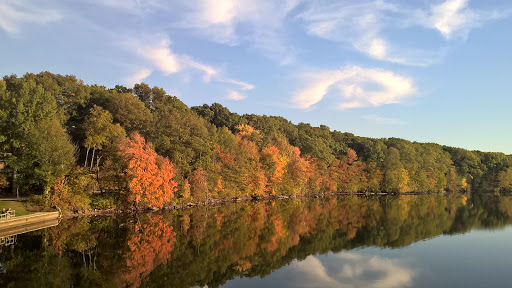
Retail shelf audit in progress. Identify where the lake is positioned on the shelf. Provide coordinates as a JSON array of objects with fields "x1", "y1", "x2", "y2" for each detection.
[{"x1": 1, "y1": 194, "x2": 511, "y2": 287}]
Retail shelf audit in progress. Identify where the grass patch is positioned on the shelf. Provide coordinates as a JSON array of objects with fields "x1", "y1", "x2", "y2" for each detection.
[{"x1": 0, "y1": 200, "x2": 32, "y2": 216}]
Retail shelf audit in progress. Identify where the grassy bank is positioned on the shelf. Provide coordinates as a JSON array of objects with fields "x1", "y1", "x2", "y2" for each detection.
[{"x1": 0, "y1": 200, "x2": 31, "y2": 216}]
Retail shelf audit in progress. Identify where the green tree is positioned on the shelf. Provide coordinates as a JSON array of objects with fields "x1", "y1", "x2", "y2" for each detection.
[
  {"x1": 0, "y1": 76, "x2": 63, "y2": 193},
  {"x1": 26, "y1": 118, "x2": 76, "y2": 194},
  {"x1": 104, "y1": 92, "x2": 151, "y2": 134},
  {"x1": 83, "y1": 105, "x2": 126, "y2": 169},
  {"x1": 497, "y1": 167, "x2": 512, "y2": 191},
  {"x1": 383, "y1": 147, "x2": 408, "y2": 192}
]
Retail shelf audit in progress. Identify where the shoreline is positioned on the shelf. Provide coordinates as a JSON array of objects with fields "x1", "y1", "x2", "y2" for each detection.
[{"x1": 60, "y1": 190, "x2": 459, "y2": 218}]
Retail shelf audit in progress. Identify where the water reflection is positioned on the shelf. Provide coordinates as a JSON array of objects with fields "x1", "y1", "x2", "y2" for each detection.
[
  {"x1": 288, "y1": 253, "x2": 415, "y2": 288},
  {"x1": 0, "y1": 194, "x2": 511, "y2": 287},
  {"x1": 0, "y1": 235, "x2": 16, "y2": 247}
]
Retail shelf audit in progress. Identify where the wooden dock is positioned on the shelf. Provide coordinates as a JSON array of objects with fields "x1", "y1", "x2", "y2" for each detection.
[{"x1": 0, "y1": 212, "x2": 60, "y2": 238}]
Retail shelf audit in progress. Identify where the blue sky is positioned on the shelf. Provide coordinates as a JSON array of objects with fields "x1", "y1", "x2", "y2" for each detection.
[{"x1": 1, "y1": 0, "x2": 512, "y2": 153}]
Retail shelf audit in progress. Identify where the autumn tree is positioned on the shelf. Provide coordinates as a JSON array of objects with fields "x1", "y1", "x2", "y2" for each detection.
[
  {"x1": 181, "y1": 179, "x2": 191, "y2": 201},
  {"x1": 235, "y1": 124, "x2": 262, "y2": 144},
  {"x1": 234, "y1": 133, "x2": 266, "y2": 197},
  {"x1": 117, "y1": 133, "x2": 177, "y2": 208},
  {"x1": 284, "y1": 146, "x2": 312, "y2": 195},
  {"x1": 261, "y1": 145, "x2": 286, "y2": 195},
  {"x1": 333, "y1": 148, "x2": 368, "y2": 193},
  {"x1": 190, "y1": 168, "x2": 209, "y2": 203},
  {"x1": 365, "y1": 162, "x2": 383, "y2": 192}
]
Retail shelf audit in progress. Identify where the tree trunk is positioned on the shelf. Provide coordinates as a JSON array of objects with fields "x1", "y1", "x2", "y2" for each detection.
[
  {"x1": 93, "y1": 247, "x2": 97, "y2": 271},
  {"x1": 90, "y1": 148, "x2": 95, "y2": 170},
  {"x1": 10, "y1": 168, "x2": 16, "y2": 196},
  {"x1": 96, "y1": 156, "x2": 103, "y2": 193},
  {"x1": 85, "y1": 147, "x2": 90, "y2": 167},
  {"x1": 96, "y1": 155, "x2": 101, "y2": 170}
]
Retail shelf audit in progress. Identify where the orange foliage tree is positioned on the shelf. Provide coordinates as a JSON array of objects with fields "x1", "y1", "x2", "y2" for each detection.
[
  {"x1": 190, "y1": 168, "x2": 209, "y2": 202},
  {"x1": 261, "y1": 145, "x2": 286, "y2": 195},
  {"x1": 284, "y1": 146, "x2": 312, "y2": 195},
  {"x1": 234, "y1": 133, "x2": 266, "y2": 197},
  {"x1": 118, "y1": 133, "x2": 177, "y2": 208}
]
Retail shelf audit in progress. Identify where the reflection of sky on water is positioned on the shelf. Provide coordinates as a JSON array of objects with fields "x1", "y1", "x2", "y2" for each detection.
[
  {"x1": 222, "y1": 251, "x2": 416, "y2": 288},
  {"x1": 289, "y1": 253, "x2": 415, "y2": 288},
  {"x1": 223, "y1": 226, "x2": 512, "y2": 288}
]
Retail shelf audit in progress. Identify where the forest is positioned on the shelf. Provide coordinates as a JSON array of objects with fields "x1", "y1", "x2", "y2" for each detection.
[{"x1": 1, "y1": 72, "x2": 512, "y2": 211}]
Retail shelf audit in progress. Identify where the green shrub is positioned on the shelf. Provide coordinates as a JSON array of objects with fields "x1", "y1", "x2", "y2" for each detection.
[
  {"x1": 49, "y1": 167, "x2": 96, "y2": 212},
  {"x1": 29, "y1": 195, "x2": 46, "y2": 207},
  {"x1": 50, "y1": 178, "x2": 90, "y2": 212},
  {"x1": 90, "y1": 193, "x2": 122, "y2": 210}
]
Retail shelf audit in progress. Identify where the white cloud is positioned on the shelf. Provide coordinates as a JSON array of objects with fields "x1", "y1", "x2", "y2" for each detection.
[
  {"x1": 421, "y1": 0, "x2": 507, "y2": 39},
  {"x1": 297, "y1": 0, "x2": 508, "y2": 66},
  {"x1": 177, "y1": 0, "x2": 300, "y2": 63},
  {"x1": 362, "y1": 114, "x2": 403, "y2": 125},
  {"x1": 0, "y1": 0, "x2": 62, "y2": 35},
  {"x1": 89, "y1": 0, "x2": 165, "y2": 15},
  {"x1": 226, "y1": 90, "x2": 247, "y2": 101},
  {"x1": 125, "y1": 68, "x2": 153, "y2": 85},
  {"x1": 180, "y1": 56, "x2": 218, "y2": 82},
  {"x1": 126, "y1": 36, "x2": 180, "y2": 75},
  {"x1": 122, "y1": 34, "x2": 254, "y2": 96},
  {"x1": 430, "y1": 0, "x2": 476, "y2": 38},
  {"x1": 298, "y1": 0, "x2": 414, "y2": 64},
  {"x1": 219, "y1": 79, "x2": 254, "y2": 91},
  {"x1": 292, "y1": 66, "x2": 415, "y2": 109},
  {"x1": 85, "y1": 0, "x2": 509, "y2": 68},
  {"x1": 290, "y1": 253, "x2": 415, "y2": 288},
  {"x1": 179, "y1": 0, "x2": 298, "y2": 43}
]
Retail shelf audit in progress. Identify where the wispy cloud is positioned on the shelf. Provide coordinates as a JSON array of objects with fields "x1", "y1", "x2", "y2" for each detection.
[
  {"x1": 292, "y1": 66, "x2": 415, "y2": 109},
  {"x1": 297, "y1": 0, "x2": 509, "y2": 66},
  {"x1": 362, "y1": 114, "x2": 404, "y2": 125},
  {"x1": 85, "y1": 0, "x2": 510, "y2": 68},
  {"x1": 88, "y1": 0, "x2": 165, "y2": 15},
  {"x1": 421, "y1": 0, "x2": 508, "y2": 39},
  {"x1": 226, "y1": 90, "x2": 246, "y2": 101},
  {"x1": 176, "y1": 0, "x2": 300, "y2": 63},
  {"x1": 429, "y1": 0, "x2": 478, "y2": 39},
  {"x1": 126, "y1": 36, "x2": 180, "y2": 75},
  {"x1": 180, "y1": 56, "x2": 218, "y2": 82},
  {"x1": 125, "y1": 68, "x2": 153, "y2": 86},
  {"x1": 122, "y1": 34, "x2": 254, "y2": 95},
  {"x1": 218, "y1": 79, "x2": 254, "y2": 91},
  {"x1": 0, "y1": 0, "x2": 62, "y2": 35}
]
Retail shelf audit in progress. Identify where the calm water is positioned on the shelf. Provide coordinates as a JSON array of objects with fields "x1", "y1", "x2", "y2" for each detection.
[{"x1": 1, "y1": 194, "x2": 512, "y2": 287}]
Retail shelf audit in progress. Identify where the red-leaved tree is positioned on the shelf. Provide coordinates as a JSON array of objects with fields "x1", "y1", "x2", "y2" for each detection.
[{"x1": 118, "y1": 133, "x2": 177, "y2": 208}]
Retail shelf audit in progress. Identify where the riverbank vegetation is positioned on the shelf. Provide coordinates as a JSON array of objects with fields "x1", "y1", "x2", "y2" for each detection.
[{"x1": 1, "y1": 72, "x2": 511, "y2": 211}]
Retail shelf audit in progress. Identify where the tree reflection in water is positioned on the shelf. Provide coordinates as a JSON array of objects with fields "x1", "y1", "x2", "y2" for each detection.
[{"x1": 0, "y1": 194, "x2": 511, "y2": 288}]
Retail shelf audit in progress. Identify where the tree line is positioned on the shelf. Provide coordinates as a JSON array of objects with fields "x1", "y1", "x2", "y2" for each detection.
[{"x1": 1, "y1": 72, "x2": 511, "y2": 210}]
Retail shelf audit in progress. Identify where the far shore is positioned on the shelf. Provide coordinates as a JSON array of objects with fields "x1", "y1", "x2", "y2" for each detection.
[{"x1": 60, "y1": 189, "x2": 472, "y2": 218}]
